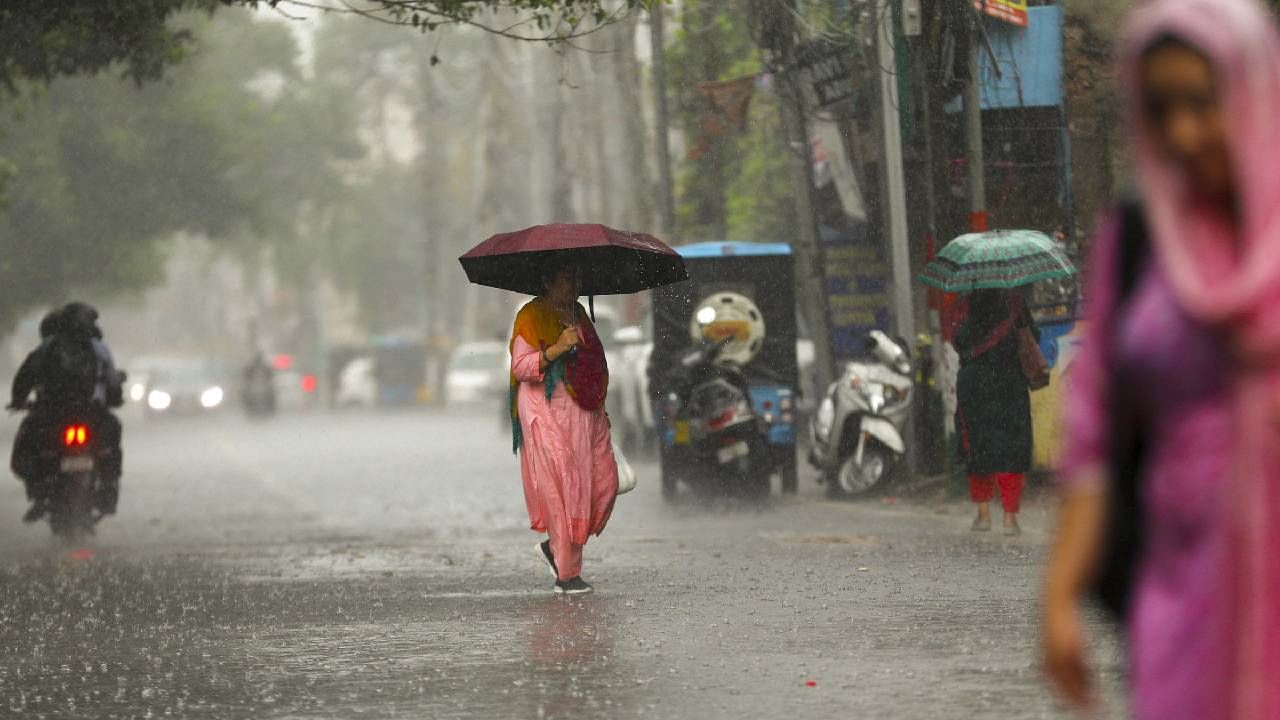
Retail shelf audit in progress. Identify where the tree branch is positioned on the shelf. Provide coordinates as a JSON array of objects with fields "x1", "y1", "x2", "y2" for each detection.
[{"x1": 236, "y1": 0, "x2": 647, "y2": 43}]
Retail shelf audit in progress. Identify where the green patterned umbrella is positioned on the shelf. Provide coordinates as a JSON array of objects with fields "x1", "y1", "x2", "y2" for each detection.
[{"x1": 918, "y1": 229, "x2": 1076, "y2": 292}]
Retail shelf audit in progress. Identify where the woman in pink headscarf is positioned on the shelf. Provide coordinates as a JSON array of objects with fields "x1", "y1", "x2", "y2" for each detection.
[{"x1": 1042, "y1": 0, "x2": 1280, "y2": 717}]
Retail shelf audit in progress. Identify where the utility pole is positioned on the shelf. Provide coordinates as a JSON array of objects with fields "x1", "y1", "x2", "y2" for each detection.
[
  {"x1": 875, "y1": 0, "x2": 917, "y2": 474},
  {"x1": 965, "y1": 8, "x2": 986, "y2": 229},
  {"x1": 876, "y1": 0, "x2": 915, "y2": 348},
  {"x1": 648, "y1": 4, "x2": 676, "y2": 236},
  {"x1": 778, "y1": 66, "x2": 836, "y2": 389}
]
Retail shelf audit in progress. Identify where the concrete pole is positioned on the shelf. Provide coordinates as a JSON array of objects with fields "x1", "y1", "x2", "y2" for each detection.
[
  {"x1": 648, "y1": 4, "x2": 676, "y2": 236},
  {"x1": 778, "y1": 72, "x2": 837, "y2": 390},
  {"x1": 876, "y1": 0, "x2": 917, "y2": 473},
  {"x1": 965, "y1": 19, "x2": 986, "y2": 221},
  {"x1": 876, "y1": 0, "x2": 915, "y2": 346}
]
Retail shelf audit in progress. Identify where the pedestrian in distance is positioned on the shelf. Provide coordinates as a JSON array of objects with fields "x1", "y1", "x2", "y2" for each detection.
[
  {"x1": 509, "y1": 261, "x2": 619, "y2": 596},
  {"x1": 954, "y1": 288, "x2": 1039, "y2": 536},
  {"x1": 1044, "y1": 0, "x2": 1280, "y2": 717}
]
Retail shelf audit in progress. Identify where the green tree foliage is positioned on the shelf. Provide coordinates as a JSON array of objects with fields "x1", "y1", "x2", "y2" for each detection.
[
  {"x1": 665, "y1": 0, "x2": 795, "y2": 243},
  {"x1": 0, "y1": 11, "x2": 357, "y2": 334},
  {"x1": 0, "y1": 0, "x2": 638, "y2": 336},
  {"x1": 0, "y1": 1, "x2": 219, "y2": 92}
]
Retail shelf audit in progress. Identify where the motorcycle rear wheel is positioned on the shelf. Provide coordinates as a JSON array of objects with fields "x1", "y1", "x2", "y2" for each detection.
[{"x1": 48, "y1": 474, "x2": 96, "y2": 543}]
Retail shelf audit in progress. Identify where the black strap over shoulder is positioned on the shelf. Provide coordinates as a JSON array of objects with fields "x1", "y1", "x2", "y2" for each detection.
[
  {"x1": 1092, "y1": 198, "x2": 1150, "y2": 622},
  {"x1": 1117, "y1": 199, "x2": 1151, "y2": 304}
]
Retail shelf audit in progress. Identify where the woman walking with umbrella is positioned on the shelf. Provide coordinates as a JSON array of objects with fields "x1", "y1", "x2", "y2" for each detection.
[
  {"x1": 921, "y1": 229, "x2": 1073, "y2": 535},
  {"x1": 510, "y1": 261, "x2": 615, "y2": 594},
  {"x1": 462, "y1": 223, "x2": 687, "y2": 595},
  {"x1": 954, "y1": 289, "x2": 1040, "y2": 535}
]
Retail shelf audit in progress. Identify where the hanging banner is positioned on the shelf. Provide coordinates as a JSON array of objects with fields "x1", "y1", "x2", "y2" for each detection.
[
  {"x1": 687, "y1": 75, "x2": 759, "y2": 161},
  {"x1": 812, "y1": 119, "x2": 867, "y2": 223},
  {"x1": 973, "y1": 0, "x2": 1028, "y2": 28}
]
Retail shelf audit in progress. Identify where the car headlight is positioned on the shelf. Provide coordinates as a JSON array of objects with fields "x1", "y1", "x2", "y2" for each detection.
[
  {"x1": 147, "y1": 390, "x2": 172, "y2": 411},
  {"x1": 129, "y1": 383, "x2": 146, "y2": 402},
  {"x1": 200, "y1": 386, "x2": 224, "y2": 409}
]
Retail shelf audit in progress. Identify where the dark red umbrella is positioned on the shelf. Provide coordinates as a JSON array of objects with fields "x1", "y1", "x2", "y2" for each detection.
[{"x1": 459, "y1": 223, "x2": 688, "y2": 296}]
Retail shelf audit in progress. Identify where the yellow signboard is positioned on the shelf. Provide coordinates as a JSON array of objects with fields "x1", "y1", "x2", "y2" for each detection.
[{"x1": 974, "y1": 0, "x2": 1028, "y2": 27}]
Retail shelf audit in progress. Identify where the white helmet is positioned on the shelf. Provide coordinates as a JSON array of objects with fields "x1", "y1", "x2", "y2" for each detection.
[{"x1": 689, "y1": 292, "x2": 766, "y2": 366}]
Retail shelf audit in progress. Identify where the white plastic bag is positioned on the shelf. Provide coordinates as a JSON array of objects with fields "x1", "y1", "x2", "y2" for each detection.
[{"x1": 613, "y1": 443, "x2": 637, "y2": 495}]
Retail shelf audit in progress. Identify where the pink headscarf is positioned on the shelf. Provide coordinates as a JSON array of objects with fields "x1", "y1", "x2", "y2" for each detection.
[{"x1": 1122, "y1": 1, "x2": 1280, "y2": 716}]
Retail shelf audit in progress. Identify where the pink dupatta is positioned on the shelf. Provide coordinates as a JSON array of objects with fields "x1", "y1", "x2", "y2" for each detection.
[{"x1": 1122, "y1": 1, "x2": 1280, "y2": 716}]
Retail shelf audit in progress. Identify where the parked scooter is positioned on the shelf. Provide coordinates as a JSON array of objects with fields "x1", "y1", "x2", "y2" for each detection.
[
  {"x1": 660, "y1": 337, "x2": 771, "y2": 498},
  {"x1": 809, "y1": 331, "x2": 913, "y2": 497}
]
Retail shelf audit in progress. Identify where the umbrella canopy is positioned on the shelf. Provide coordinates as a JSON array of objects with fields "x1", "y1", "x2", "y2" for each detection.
[
  {"x1": 459, "y1": 223, "x2": 688, "y2": 297},
  {"x1": 918, "y1": 229, "x2": 1077, "y2": 292}
]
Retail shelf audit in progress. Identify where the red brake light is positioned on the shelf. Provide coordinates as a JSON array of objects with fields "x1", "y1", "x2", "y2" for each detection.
[
  {"x1": 272, "y1": 354, "x2": 294, "y2": 371},
  {"x1": 708, "y1": 409, "x2": 736, "y2": 431},
  {"x1": 301, "y1": 374, "x2": 318, "y2": 393},
  {"x1": 63, "y1": 425, "x2": 89, "y2": 447}
]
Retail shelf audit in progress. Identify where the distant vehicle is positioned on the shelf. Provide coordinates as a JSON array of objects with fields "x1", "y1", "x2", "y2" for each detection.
[
  {"x1": 609, "y1": 326, "x2": 653, "y2": 455},
  {"x1": 446, "y1": 341, "x2": 509, "y2": 406},
  {"x1": 271, "y1": 369, "x2": 313, "y2": 412},
  {"x1": 372, "y1": 336, "x2": 429, "y2": 406},
  {"x1": 123, "y1": 356, "x2": 182, "y2": 407},
  {"x1": 143, "y1": 361, "x2": 226, "y2": 416},
  {"x1": 335, "y1": 356, "x2": 377, "y2": 408},
  {"x1": 650, "y1": 242, "x2": 803, "y2": 500},
  {"x1": 660, "y1": 336, "x2": 773, "y2": 497},
  {"x1": 241, "y1": 357, "x2": 277, "y2": 418}
]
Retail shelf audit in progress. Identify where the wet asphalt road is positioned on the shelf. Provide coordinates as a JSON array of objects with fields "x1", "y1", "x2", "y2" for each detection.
[{"x1": 0, "y1": 409, "x2": 1125, "y2": 719}]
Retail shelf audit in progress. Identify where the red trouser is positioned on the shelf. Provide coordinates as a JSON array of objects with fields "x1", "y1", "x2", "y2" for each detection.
[{"x1": 969, "y1": 473, "x2": 1025, "y2": 513}]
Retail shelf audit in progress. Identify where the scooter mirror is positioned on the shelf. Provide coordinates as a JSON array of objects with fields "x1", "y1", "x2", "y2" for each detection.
[{"x1": 868, "y1": 330, "x2": 910, "y2": 374}]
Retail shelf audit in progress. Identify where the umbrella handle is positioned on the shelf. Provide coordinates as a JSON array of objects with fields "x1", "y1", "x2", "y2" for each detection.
[{"x1": 589, "y1": 295, "x2": 596, "y2": 324}]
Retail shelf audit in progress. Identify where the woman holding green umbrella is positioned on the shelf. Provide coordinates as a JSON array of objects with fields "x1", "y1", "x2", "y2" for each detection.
[
  {"x1": 921, "y1": 229, "x2": 1075, "y2": 535},
  {"x1": 953, "y1": 289, "x2": 1040, "y2": 534}
]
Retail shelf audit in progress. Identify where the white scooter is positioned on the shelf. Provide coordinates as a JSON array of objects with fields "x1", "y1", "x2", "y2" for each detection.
[{"x1": 809, "y1": 331, "x2": 913, "y2": 497}]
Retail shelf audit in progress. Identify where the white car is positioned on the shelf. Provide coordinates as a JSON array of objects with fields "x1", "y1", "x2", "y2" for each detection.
[
  {"x1": 608, "y1": 327, "x2": 653, "y2": 454},
  {"x1": 335, "y1": 356, "x2": 377, "y2": 408},
  {"x1": 141, "y1": 361, "x2": 227, "y2": 416},
  {"x1": 446, "y1": 341, "x2": 509, "y2": 406}
]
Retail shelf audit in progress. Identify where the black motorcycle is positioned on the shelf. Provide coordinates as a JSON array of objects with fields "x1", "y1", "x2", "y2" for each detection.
[
  {"x1": 242, "y1": 366, "x2": 277, "y2": 418},
  {"x1": 31, "y1": 405, "x2": 112, "y2": 540},
  {"x1": 659, "y1": 338, "x2": 771, "y2": 499}
]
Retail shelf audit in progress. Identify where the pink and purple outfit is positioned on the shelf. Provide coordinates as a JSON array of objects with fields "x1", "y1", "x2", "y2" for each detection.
[{"x1": 1061, "y1": 2, "x2": 1280, "y2": 716}]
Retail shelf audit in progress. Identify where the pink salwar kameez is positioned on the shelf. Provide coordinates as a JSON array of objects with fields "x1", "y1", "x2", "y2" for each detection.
[{"x1": 511, "y1": 336, "x2": 618, "y2": 581}]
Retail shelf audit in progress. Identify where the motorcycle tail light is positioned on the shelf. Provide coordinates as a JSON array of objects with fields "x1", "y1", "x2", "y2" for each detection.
[
  {"x1": 708, "y1": 409, "x2": 735, "y2": 431},
  {"x1": 63, "y1": 425, "x2": 88, "y2": 447}
]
